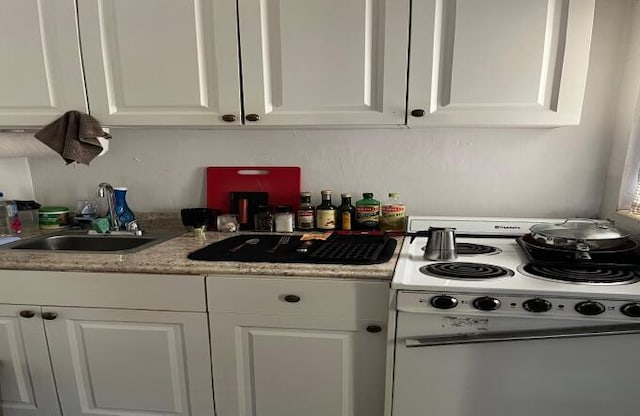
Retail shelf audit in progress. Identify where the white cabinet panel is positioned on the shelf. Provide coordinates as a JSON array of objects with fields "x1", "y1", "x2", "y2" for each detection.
[
  {"x1": 45, "y1": 307, "x2": 214, "y2": 416},
  {"x1": 211, "y1": 314, "x2": 386, "y2": 416},
  {"x1": 0, "y1": 305, "x2": 60, "y2": 416},
  {"x1": 79, "y1": 0, "x2": 241, "y2": 125},
  {"x1": 238, "y1": 0, "x2": 409, "y2": 125},
  {"x1": 407, "y1": 0, "x2": 595, "y2": 127},
  {"x1": 208, "y1": 275, "x2": 389, "y2": 416},
  {"x1": 0, "y1": 0, "x2": 87, "y2": 126}
]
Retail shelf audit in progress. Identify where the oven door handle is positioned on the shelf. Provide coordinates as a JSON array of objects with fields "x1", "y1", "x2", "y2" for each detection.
[{"x1": 404, "y1": 323, "x2": 640, "y2": 348}]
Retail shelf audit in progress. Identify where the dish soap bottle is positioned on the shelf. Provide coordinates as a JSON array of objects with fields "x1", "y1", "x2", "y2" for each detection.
[
  {"x1": 114, "y1": 187, "x2": 135, "y2": 229},
  {"x1": 381, "y1": 192, "x2": 406, "y2": 232},
  {"x1": 355, "y1": 193, "x2": 380, "y2": 230},
  {"x1": 0, "y1": 192, "x2": 22, "y2": 235}
]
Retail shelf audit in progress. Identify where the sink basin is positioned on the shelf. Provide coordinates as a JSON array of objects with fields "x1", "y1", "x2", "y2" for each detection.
[{"x1": 2, "y1": 231, "x2": 181, "y2": 254}]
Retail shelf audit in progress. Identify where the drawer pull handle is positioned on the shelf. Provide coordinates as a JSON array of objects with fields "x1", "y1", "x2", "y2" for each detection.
[
  {"x1": 366, "y1": 325, "x2": 382, "y2": 333},
  {"x1": 19, "y1": 310, "x2": 35, "y2": 318},
  {"x1": 221, "y1": 114, "x2": 237, "y2": 122},
  {"x1": 283, "y1": 294, "x2": 301, "y2": 303},
  {"x1": 42, "y1": 312, "x2": 58, "y2": 320}
]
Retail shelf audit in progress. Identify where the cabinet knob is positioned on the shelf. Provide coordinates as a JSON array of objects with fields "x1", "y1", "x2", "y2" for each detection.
[
  {"x1": 246, "y1": 113, "x2": 261, "y2": 122},
  {"x1": 283, "y1": 294, "x2": 301, "y2": 303},
  {"x1": 221, "y1": 114, "x2": 237, "y2": 122},
  {"x1": 410, "y1": 109, "x2": 426, "y2": 117},
  {"x1": 41, "y1": 312, "x2": 58, "y2": 320},
  {"x1": 19, "y1": 310, "x2": 35, "y2": 318},
  {"x1": 366, "y1": 325, "x2": 383, "y2": 333}
]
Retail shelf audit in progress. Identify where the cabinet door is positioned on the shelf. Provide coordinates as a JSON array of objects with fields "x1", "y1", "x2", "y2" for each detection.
[
  {"x1": 0, "y1": 305, "x2": 61, "y2": 416},
  {"x1": 0, "y1": 0, "x2": 87, "y2": 127},
  {"x1": 211, "y1": 313, "x2": 387, "y2": 416},
  {"x1": 407, "y1": 0, "x2": 595, "y2": 127},
  {"x1": 43, "y1": 307, "x2": 214, "y2": 416},
  {"x1": 78, "y1": 0, "x2": 241, "y2": 126},
  {"x1": 238, "y1": 0, "x2": 409, "y2": 125}
]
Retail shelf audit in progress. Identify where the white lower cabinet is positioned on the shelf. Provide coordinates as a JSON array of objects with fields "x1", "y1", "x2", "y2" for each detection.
[
  {"x1": 0, "y1": 271, "x2": 214, "y2": 416},
  {"x1": 208, "y1": 277, "x2": 389, "y2": 416},
  {"x1": 45, "y1": 307, "x2": 214, "y2": 416},
  {"x1": 0, "y1": 305, "x2": 60, "y2": 416}
]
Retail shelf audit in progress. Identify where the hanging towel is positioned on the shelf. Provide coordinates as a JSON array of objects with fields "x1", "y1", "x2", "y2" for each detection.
[{"x1": 34, "y1": 111, "x2": 111, "y2": 165}]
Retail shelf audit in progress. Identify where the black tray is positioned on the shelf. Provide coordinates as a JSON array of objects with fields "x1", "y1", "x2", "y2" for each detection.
[{"x1": 187, "y1": 234, "x2": 396, "y2": 265}]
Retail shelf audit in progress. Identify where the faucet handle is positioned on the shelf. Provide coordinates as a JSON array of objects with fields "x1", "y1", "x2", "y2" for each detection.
[{"x1": 125, "y1": 220, "x2": 143, "y2": 235}]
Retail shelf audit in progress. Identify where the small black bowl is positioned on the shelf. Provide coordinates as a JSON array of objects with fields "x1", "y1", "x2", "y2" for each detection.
[{"x1": 180, "y1": 208, "x2": 220, "y2": 230}]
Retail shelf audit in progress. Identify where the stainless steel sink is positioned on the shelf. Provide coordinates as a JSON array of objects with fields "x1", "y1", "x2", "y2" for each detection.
[{"x1": 2, "y1": 231, "x2": 182, "y2": 254}]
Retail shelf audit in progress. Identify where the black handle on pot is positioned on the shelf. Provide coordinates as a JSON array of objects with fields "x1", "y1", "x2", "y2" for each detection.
[{"x1": 408, "y1": 227, "x2": 456, "y2": 244}]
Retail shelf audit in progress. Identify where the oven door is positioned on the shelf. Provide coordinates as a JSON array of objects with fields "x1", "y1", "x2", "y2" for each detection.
[{"x1": 392, "y1": 311, "x2": 640, "y2": 416}]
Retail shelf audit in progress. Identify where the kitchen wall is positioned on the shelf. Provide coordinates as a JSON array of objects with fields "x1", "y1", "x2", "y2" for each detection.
[
  {"x1": 0, "y1": 157, "x2": 35, "y2": 200},
  {"x1": 26, "y1": 0, "x2": 631, "y2": 219},
  {"x1": 600, "y1": 0, "x2": 640, "y2": 233}
]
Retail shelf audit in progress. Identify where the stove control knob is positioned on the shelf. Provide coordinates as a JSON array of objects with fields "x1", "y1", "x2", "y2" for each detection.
[
  {"x1": 620, "y1": 302, "x2": 640, "y2": 317},
  {"x1": 523, "y1": 298, "x2": 552, "y2": 313},
  {"x1": 430, "y1": 295, "x2": 458, "y2": 310},
  {"x1": 575, "y1": 301, "x2": 605, "y2": 316},
  {"x1": 473, "y1": 296, "x2": 501, "y2": 311}
]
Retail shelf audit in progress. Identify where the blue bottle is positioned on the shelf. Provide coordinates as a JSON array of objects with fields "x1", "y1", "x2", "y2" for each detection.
[{"x1": 114, "y1": 187, "x2": 135, "y2": 229}]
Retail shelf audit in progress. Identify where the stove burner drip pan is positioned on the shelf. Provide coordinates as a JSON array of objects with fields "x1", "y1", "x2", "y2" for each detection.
[
  {"x1": 421, "y1": 243, "x2": 501, "y2": 256},
  {"x1": 419, "y1": 262, "x2": 515, "y2": 280},
  {"x1": 521, "y1": 264, "x2": 640, "y2": 285}
]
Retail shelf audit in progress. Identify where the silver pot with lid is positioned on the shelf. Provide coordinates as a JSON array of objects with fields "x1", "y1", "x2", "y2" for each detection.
[{"x1": 529, "y1": 218, "x2": 632, "y2": 259}]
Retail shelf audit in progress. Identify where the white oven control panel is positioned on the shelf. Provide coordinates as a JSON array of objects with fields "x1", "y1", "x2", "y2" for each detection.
[{"x1": 397, "y1": 290, "x2": 640, "y2": 321}]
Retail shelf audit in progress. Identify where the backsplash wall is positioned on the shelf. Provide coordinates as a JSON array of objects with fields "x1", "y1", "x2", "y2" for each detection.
[{"x1": 27, "y1": 0, "x2": 629, "y2": 220}]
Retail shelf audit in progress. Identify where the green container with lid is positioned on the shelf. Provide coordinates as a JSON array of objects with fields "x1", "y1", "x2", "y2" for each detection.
[{"x1": 39, "y1": 206, "x2": 71, "y2": 229}]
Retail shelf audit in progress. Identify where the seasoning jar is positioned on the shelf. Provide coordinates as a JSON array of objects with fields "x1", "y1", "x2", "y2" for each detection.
[
  {"x1": 254, "y1": 205, "x2": 274, "y2": 232},
  {"x1": 274, "y1": 205, "x2": 294, "y2": 233}
]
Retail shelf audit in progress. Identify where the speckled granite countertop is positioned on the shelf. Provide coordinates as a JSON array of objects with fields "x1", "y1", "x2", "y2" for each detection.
[{"x1": 0, "y1": 216, "x2": 402, "y2": 280}]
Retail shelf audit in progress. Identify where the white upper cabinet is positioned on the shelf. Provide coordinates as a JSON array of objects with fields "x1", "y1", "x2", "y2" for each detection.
[
  {"x1": 78, "y1": 0, "x2": 242, "y2": 126},
  {"x1": 407, "y1": 0, "x2": 595, "y2": 127},
  {"x1": 0, "y1": 0, "x2": 87, "y2": 127},
  {"x1": 237, "y1": 0, "x2": 410, "y2": 125}
]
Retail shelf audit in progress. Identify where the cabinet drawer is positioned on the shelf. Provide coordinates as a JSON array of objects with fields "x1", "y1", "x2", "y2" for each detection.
[{"x1": 207, "y1": 276, "x2": 389, "y2": 321}]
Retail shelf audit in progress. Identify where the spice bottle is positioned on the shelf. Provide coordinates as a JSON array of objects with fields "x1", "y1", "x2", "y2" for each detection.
[
  {"x1": 355, "y1": 192, "x2": 380, "y2": 230},
  {"x1": 296, "y1": 192, "x2": 315, "y2": 230},
  {"x1": 254, "y1": 205, "x2": 274, "y2": 232},
  {"x1": 338, "y1": 193, "x2": 356, "y2": 230},
  {"x1": 381, "y1": 192, "x2": 406, "y2": 231},
  {"x1": 274, "y1": 205, "x2": 294, "y2": 233},
  {"x1": 316, "y1": 190, "x2": 337, "y2": 230}
]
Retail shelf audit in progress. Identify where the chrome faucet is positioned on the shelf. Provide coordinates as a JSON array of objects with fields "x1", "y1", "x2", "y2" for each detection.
[{"x1": 96, "y1": 182, "x2": 120, "y2": 231}]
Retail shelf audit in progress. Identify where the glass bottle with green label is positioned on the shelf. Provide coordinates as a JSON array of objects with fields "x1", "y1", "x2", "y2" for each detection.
[
  {"x1": 316, "y1": 190, "x2": 337, "y2": 230},
  {"x1": 355, "y1": 192, "x2": 380, "y2": 230}
]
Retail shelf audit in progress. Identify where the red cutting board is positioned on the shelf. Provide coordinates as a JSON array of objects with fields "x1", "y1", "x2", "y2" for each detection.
[{"x1": 206, "y1": 167, "x2": 301, "y2": 213}]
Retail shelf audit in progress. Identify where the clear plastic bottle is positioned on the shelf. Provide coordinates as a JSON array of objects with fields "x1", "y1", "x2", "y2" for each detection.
[
  {"x1": 381, "y1": 192, "x2": 406, "y2": 232},
  {"x1": 0, "y1": 192, "x2": 22, "y2": 235}
]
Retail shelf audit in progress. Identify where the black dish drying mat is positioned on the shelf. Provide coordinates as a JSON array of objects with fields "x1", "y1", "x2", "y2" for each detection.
[{"x1": 187, "y1": 234, "x2": 397, "y2": 265}]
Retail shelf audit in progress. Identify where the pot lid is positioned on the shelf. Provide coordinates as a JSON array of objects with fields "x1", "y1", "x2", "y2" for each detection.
[{"x1": 529, "y1": 219, "x2": 629, "y2": 240}]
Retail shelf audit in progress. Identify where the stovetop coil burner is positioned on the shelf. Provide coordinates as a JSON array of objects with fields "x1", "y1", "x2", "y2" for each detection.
[
  {"x1": 419, "y1": 262, "x2": 515, "y2": 280},
  {"x1": 421, "y1": 242, "x2": 501, "y2": 256},
  {"x1": 521, "y1": 264, "x2": 640, "y2": 285}
]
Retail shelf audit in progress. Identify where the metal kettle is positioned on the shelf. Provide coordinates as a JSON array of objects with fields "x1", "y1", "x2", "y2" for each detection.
[{"x1": 423, "y1": 227, "x2": 457, "y2": 261}]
